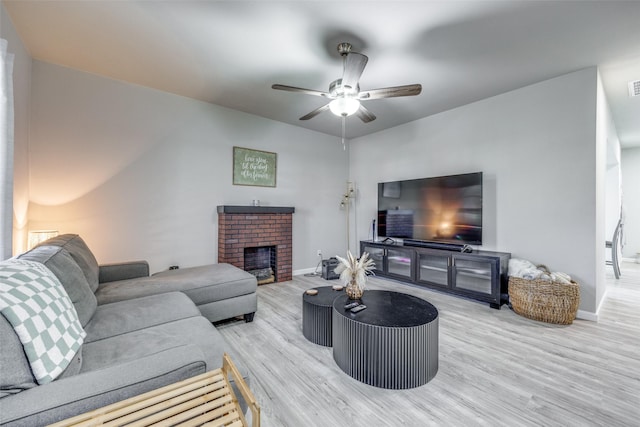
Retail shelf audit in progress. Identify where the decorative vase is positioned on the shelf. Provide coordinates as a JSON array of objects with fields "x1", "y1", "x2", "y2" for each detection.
[
  {"x1": 335, "y1": 250, "x2": 375, "y2": 300},
  {"x1": 345, "y1": 279, "x2": 364, "y2": 300}
]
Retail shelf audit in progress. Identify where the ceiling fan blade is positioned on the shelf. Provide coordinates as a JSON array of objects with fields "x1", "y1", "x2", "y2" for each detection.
[
  {"x1": 342, "y1": 52, "x2": 368, "y2": 91},
  {"x1": 356, "y1": 104, "x2": 376, "y2": 123},
  {"x1": 359, "y1": 84, "x2": 422, "y2": 100},
  {"x1": 299, "y1": 103, "x2": 331, "y2": 120},
  {"x1": 272, "y1": 84, "x2": 330, "y2": 97}
]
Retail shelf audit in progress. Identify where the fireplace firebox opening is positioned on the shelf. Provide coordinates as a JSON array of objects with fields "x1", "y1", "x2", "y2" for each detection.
[{"x1": 244, "y1": 246, "x2": 276, "y2": 285}]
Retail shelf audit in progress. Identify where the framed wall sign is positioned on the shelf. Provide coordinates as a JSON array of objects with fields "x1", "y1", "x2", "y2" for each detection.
[{"x1": 233, "y1": 146, "x2": 277, "y2": 187}]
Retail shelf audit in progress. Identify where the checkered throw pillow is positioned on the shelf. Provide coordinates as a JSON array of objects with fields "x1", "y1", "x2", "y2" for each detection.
[{"x1": 0, "y1": 259, "x2": 86, "y2": 384}]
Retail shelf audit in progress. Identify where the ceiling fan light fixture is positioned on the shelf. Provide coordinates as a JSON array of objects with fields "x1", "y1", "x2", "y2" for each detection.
[
  {"x1": 273, "y1": 42, "x2": 420, "y2": 123},
  {"x1": 329, "y1": 97, "x2": 360, "y2": 117}
]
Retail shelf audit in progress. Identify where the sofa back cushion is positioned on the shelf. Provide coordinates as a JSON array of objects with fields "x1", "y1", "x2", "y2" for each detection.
[
  {"x1": 0, "y1": 259, "x2": 86, "y2": 385},
  {"x1": 18, "y1": 246, "x2": 97, "y2": 327},
  {"x1": 36, "y1": 234, "x2": 100, "y2": 293}
]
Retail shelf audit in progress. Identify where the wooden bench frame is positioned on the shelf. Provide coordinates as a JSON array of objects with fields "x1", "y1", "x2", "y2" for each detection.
[{"x1": 50, "y1": 353, "x2": 260, "y2": 427}]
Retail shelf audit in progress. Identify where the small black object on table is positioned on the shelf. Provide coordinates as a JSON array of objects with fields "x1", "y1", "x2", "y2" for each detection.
[
  {"x1": 302, "y1": 286, "x2": 344, "y2": 346},
  {"x1": 332, "y1": 290, "x2": 439, "y2": 389}
]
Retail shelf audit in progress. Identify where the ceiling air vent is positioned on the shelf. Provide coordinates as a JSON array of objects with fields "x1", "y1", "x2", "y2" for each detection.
[{"x1": 629, "y1": 80, "x2": 640, "y2": 97}]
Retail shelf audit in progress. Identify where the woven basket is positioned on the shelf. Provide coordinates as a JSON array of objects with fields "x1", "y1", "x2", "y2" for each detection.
[{"x1": 508, "y1": 272, "x2": 580, "y2": 325}]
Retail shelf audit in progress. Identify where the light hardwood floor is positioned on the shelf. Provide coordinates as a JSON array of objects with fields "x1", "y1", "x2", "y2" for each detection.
[{"x1": 217, "y1": 263, "x2": 640, "y2": 426}]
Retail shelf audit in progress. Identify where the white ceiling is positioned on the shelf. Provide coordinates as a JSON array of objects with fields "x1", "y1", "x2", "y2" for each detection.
[{"x1": 4, "y1": 1, "x2": 640, "y2": 146}]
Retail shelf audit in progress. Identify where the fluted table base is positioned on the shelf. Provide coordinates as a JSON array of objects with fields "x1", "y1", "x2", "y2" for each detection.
[
  {"x1": 302, "y1": 286, "x2": 343, "y2": 346},
  {"x1": 332, "y1": 291, "x2": 438, "y2": 389}
]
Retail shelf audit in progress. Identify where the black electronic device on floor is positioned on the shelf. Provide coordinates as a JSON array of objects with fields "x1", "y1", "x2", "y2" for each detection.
[{"x1": 322, "y1": 257, "x2": 340, "y2": 280}]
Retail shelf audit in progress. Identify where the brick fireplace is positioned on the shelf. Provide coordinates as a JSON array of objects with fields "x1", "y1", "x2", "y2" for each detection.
[{"x1": 217, "y1": 206, "x2": 295, "y2": 283}]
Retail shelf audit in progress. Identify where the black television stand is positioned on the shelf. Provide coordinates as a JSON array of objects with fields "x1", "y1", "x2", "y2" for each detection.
[{"x1": 360, "y1": 240, "x2": 511, "y2": 309}]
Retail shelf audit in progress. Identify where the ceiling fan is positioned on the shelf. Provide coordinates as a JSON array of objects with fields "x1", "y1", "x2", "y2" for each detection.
[{"x1": 272, "y1": 42, "x2": 422, "y2": 123}]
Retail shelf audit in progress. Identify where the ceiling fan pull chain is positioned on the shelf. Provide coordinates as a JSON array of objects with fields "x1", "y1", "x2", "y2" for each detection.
[{"x1": 342, "y1": 115, "x2": 346, "y2": 150}]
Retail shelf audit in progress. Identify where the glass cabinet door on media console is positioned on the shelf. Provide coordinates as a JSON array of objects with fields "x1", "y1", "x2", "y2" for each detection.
[
  {"x1": 362, "y1": 245, "x2": 385, "y2": 272},
  {"x1": 386, "y1": 248, "x2": 414, "y2": 279},
  {"x1": 361, "y1": 243, "x2": 415, "y2": 281},
  {"x1": 450, "y1": 254, "x2": 499, "y2": 298},
  {"x1": 417, "y1": 250, "x2": 449, "y2": 288}
]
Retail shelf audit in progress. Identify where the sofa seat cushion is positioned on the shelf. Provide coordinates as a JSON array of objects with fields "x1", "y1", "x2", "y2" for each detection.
[
  {"x1": 81, "y1": 316, "x2": 229, "y2": 373},
  {"x1": 95, "y1": 263, "x2": 257, "y2": 307},
  {"x1": 84, "y1": 292, "x2": 200, "y2": 343}
]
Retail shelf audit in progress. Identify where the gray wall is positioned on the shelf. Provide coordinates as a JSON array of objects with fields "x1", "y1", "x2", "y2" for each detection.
[
  {"x1": 349, "y1": 68, "x2": 607, "y2": 317},
  {"x1": 621, "y1": 147, "x2": 640, "y2": 259},
  {"x1": 27, "y1": 61, "x2": 350, "y2": 273}
]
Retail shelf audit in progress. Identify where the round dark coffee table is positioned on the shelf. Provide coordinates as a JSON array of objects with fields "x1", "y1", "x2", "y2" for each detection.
[
  {"x1": 332, "y1": 290, "x2": 439, "y2": 389},
  {"x1": 302, "y1": 286, "x2": 344, "y2": 346}
]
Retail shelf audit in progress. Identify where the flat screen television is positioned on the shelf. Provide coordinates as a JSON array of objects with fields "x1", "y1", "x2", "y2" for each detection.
[{"x1": 377, "y1": 172, "x2": 483, "y2": 245}]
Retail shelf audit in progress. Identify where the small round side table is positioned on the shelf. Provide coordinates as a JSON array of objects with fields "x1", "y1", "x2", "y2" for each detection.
[{"x1": 302, "y1": 286, "x2": 344, "y2": 346}]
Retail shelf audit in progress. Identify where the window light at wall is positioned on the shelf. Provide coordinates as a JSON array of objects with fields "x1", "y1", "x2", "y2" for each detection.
[{"x1": 28, "y1": 230, "x2": 58, "y2": 250}]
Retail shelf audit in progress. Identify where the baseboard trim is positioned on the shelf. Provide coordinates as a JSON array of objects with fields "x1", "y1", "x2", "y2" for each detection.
[
  {"x1": 576, "y1": 310, "x2": 598, "y2": 322},
  {"x1": 576, "y1": 287, "x2": 609, "y2": 322},
  {"x1": 294, "y1": 267, "x2": 318, "y2": 276}
]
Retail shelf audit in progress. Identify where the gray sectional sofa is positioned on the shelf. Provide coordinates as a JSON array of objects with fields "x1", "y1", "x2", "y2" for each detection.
[{"x1": 0, "y1": 234, "x2": 258, "y2": 426}]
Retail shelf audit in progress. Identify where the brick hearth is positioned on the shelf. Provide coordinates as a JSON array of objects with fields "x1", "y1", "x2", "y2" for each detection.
[{"x1": 217, "y1": 206, "x2": 295, "y2": 283}]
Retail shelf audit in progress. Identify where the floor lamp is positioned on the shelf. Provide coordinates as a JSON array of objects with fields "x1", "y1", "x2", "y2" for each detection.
[{"x1": 340, "y1": 182, "x2": 355, "y2": 251}]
